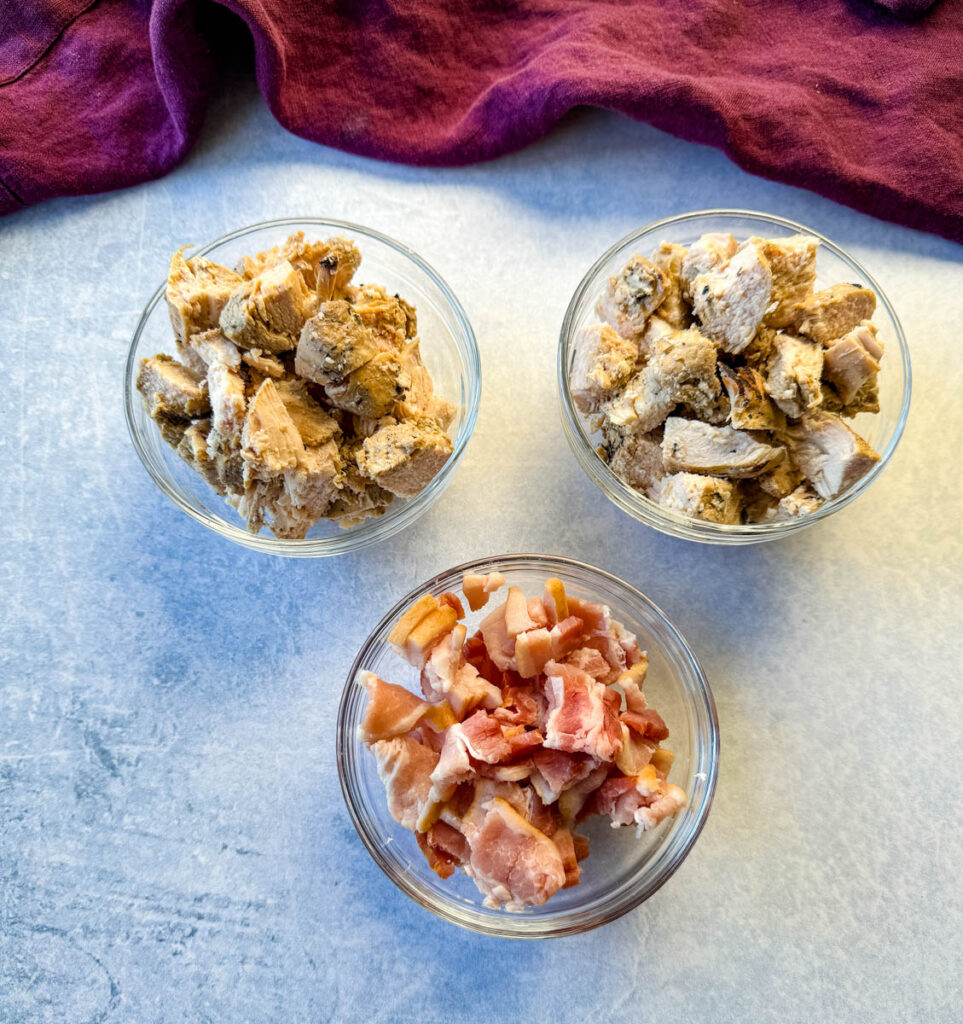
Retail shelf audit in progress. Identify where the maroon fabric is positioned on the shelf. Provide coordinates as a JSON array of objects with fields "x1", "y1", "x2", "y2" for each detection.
[{"x1": 0, "y1": 0, "x2": 961, "y2": 242}]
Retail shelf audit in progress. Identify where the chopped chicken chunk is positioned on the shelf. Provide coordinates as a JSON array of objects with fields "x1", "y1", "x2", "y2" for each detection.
[
  {"x1": 769, "y1": 484, "x2": 824, "y2": 519},
  {"x1": 347, "y1": 283, "x2": 417, "y2": 348},
  {"x1": 680, "y1": 232, "x2": 738, "y2": 299},
  {"x1": 295, "y1": 300, "x2": 384, "y2": 385},
  {"x1": 237, "y1": 232, "x2": 361, "y2": 297},
  {"x1": 602, "y1": 429, "x2": 665, "y2": 500},
  {"x1": 596, "y1": 254, "x2": 668, "y2": 339},
  {"x1": 650, "y1": 242, "x2": 690, "y2": 328},
  {"x1": 795, "y1": 283, "x2": 877, "y2": 344},
  {"x1": 691, "y1": 242, "x2": 772, "y2": 354},
  {"x1": 184, "y1": 328, "x2": 242, "y2": 369},
  {"x1": 718, "y1": 364, "x2": 784, "y2": 431},
  {"x1": 570, "y1": 323, "x2": 639, "y2": 413},
  {"x1": 207, "y1": 361, "x2": 247, "y2": 440},
  {"x1": 137, "y1": 354, "x2": 210, "y2": 420},
  {"x1": 784, "y1": 410, "x2": 881, "y2": 499},
  {"x1": 356, "y1": 419, "x2": 453, "y2": 497},
  {"x1": 324, "y1": 351, "x2": 410, "y2": 418},
  {"x1": 662, "y1": 416, "x2": 786, "y2": 478},
  {"x1": 766, "y1": 333, "x2": 824, "y2": 418},
  {"x1": 219, "y1": 259, "x2": 316, "y2": 353},
  {"x1": 166, "y1": 248, "x2": 244, "y2": 343},
  {"x1": 241, "y1": 378, "x2": 305, "y2": 479},
  {"x1": 660, "y1": 472, "x2": 741, "y2": 524},
  {"x1": 757, "y1": 234, "x2": 819, "y2": 328},
  {"x1": 273, "y1": 378, "x2": 340, "y2": 446},
  {"x1": 823, "y1": 321, "x2": 881, "y2": 405}
]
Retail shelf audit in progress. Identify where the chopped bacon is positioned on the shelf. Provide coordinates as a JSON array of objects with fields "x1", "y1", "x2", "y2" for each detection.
[
  {"x1": 438, "y1": 591, "x2": 465, "y2": 618},
  {"x1": 464, "y1": 631, "x2": 502, "y2": 686},
  {"x1": 567, "y1": 597, "x2": 610, "y2": 632},
  {"x1": 514, "y1": 627, "x2": 553, "y2": 678},
  {"x1": 542, "y1": 661, "x2": 623, "y2": 762},
  {"x1": 505, "y1": 586, "x2": 538, "y2": 637},
  {"x1": 462, "y1": 572, "x2": 506, "y2": 611},
  {"x1": 417, "y1": 820, "x2": 471, "y2": 879},
  {"x1": 590, "y1": 764, "x2": 687, "y2": 831},
  {"x1": 370, "y1": 735, "x2": 439, "y2": 831},
  {"x1": 572, "y1": 832, "x2": 591, "y2": 862},
  {"x1": 421, "y1": 624, "x2": 501, "y2": 719},
  {"x1": 614, "y1": 723, "x2": 657, "y2": 777},
  {"x1": 479, "y1": 601, "x2": 517, "y2": 671},
  {"x1": 357, "y1": 672, "x2": 455, "y2": 742},
  {"x1": 559, "y1": 763, "x2": 611, "y2": 822},
  {"x1": 416, "y1": 831, "x2": 455, "y2": 878},
  {"x1": 549, "y1": 616, "x2": 586, "y2": 661},
  {"x1": 527, "y1": 596, "x2": 550, "y2": 628},
  {"x1": 493, "y1": 686, "x2": 540, "y2": 727},
  {"x1": 622, "y1": 708, "x2": 669, "y2": 742},
  {"x1": 614, "y1": 659, "x2": 649, "y2": 714},
  {"x1": 563, "y1": 646, "x2": 613, "y2": 683},
  {"x1": 543, "y1": 577, "x2": 570, "y2": 624},
  {"x1": 553, "y1": 827, "x2": 582, "y2": 888},
  {"x1": 475, "y1": 762, "x2": 533, "y2": 782},
  {"x1": 530, "y1": 748, "x2": 598, "y2": 804}
]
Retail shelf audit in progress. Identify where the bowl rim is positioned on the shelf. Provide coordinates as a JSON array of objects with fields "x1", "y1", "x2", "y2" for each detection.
[
  {"x1": 336, "y1": 552, "x2": 720, "y2": 939},
  {"x1": 124, "y1": 216, "x2": 482, "y2": 557},
  {"x1": 557, "y1": 208, "x2": 913, "y2": 544}
]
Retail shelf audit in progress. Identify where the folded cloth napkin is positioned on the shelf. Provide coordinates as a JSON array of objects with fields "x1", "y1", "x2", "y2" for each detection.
[{"x1": 0, "y1": 0, "x2": 960, "y2": 241}]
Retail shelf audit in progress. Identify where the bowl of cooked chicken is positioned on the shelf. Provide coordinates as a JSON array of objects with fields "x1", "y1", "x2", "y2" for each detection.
[
  {"x1": 558, "y1": 210, "x2": 911, "y2": 543},
  {"x1": 125, "y1": 218, "x2": 481, "y2": 555}
]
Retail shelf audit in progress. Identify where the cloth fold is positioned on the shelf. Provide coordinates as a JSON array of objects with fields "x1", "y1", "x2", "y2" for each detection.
[{"x1": 0, "y1": 0, "x2": 960, "y2": 241}]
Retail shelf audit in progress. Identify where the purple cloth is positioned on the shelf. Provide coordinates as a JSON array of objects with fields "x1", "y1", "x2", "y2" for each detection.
[{"x1": 0, "y1": 0, "x2": 961, "y2": 242}]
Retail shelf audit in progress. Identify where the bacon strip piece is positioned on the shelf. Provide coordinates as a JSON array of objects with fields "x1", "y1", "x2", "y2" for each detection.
[
  {"x1": 357, "y1": 672, "x2": 455, "y2": 742},
  {"x1": 542, "y1": 661, "x2": 623, "y2": 762},
  {"x1": 369, "y1": 734, "x2": 440, "y2": 831}
]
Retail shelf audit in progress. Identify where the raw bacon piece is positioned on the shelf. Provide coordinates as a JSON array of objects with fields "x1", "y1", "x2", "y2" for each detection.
[
  {"x1": 514, "y1": 627, "x2": 553, "y2": 679},
  {"x1": 421, "y1": 624, "x2": 501, "y2": 719},
  {"x1": 543, "y1": 577, "x2": 570, "y2": 624},
  {"x1": 462, "y1": 572, "x2": 507, "y2": 612},
  {"x1": 505, "y1": 586, "x2": 538, "y2": 637},
  {"x1": 464, "y1": 632, "x2": 502, "y2": 686},
  {"x1": 559, "y1": 764, "x2": 611, "y2": 822},
  {"x1": 614, "y1": 659, "x2": 649, "y2": 714},
  {"x1": 563, "y1": 647, "x2": 613, "y2": 684},
  {"x1": 614, "y1": 724, "x2": 657, "y2": 777},
  {"x1": 549, "y1": 616, "x2": 586, "y2": 661},
  {"x1": 369, "y1": 734, "x2": 439, "y2": 831},
  {"x1": 357, "y1": 672, "x2": 455, "y2": 742},
  {"x1": 542, "y1": 661, "x2": 623, "y2": 762},
  {"x1": 526, "y1": 596, "x2": 550, "y2": 628},
  {"x1": 530, "y1": 748, "x2": 598, "y2": 804},
  {"x1": 493, "y1": 686, "x2": 540, "y2": 728},
  {"x1": 553, "y1": 827, "x2": 582, "y2": 888},
  {"x1": 479, "y1": 601, "x2": 517, "y2": 671},
  {"x1": 622, "y1": 708, "x2": 669, "y2": 742},
  {"x1": 591, "y1": 765, "x2": 687, "y2": 831}
]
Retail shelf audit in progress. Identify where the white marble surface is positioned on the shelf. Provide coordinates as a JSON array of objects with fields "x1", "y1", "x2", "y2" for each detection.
[{"x1": 1, "y1": 77, "x2": 961, "y2": 1023}]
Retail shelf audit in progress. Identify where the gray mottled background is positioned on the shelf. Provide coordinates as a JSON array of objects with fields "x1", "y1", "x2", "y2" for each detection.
[{"x1": 1, "y1": 70, "x2": 961, "y2": 1024}]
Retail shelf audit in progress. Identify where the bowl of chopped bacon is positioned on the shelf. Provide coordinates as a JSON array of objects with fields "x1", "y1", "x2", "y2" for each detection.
[{"x1": 337, "y1": 555, "x2": 718, "y2": 938}]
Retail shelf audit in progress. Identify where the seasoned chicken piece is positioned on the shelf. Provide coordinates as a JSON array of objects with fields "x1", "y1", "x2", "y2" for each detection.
[
  {"x1": 596, "y1": 254, "x2": 668, "y2": 339},
  {"x1": 347, "y1": 283, "x2": 417, "y2": 348},
  {"x1": 237, "y1": 232, "x2": 361, "y2": 298},
  {"x1": 154, "y1": 412, "x2": 189, "y2": 449},
  {"x1": 650, "y1": 242, "x2": 690, "y2": 328},
  {"x1": 327, "y1": 445, "x2": 393, "y2": 526},
  {"x1": 662, "y1": 416, "x2": 785, "y2": 478},
  {"x1": 241, "y1": 348, "x2": 286, "y2": 379},
  {"x1": 166, "y1": 249, "x2": 244, "y2": 343},
  {"x1": 275, "y1": 440, "x2": 343, "y2": 536},
  {"x1": 756, "y1": 234, "x2": 819, "y2": 328},
  {"x1": 205, "y1": 428, "x2": 245, "y2": 493},
  {"x1": 241, "y1": 379, "x2": 304, "y2": 479},
  {"x1": 324, "y1": 351, "x2": 411, "y2": 418},
  {"x1": 770, "y1": 484, "x2": 824, "y2": 519},
  {"x1": 356, "y1": 419, "x2": 453, "y2": 497},
  {"x1": 220, "y1": 259, "x2": 316, "y2": 354},
  {"x1": 272, "y1": 378, "x2": 340, "y2": 446},
  {"x1": 680, "y1": 232, "x2": 737, "y2": 298},
  {"x1": 602, "y1": 367, "x2": 675, "y2": 435},
  {"x1": 718, "y1": 364, "x2": 784, "y2": 430},
  {"x1": 394, "y1": 339, "x2": 456, "y2": 428},
  {"x1": 638, "y1": 315, "x2": 675, "y2": 361},
  {"x1": 137, "y1": 354, "x2": 210, "y2": 420},
  {"x1": 755, "y1": 458, "x2": 803, "y2": 499},
  {"x1": 570, "y1": 323, "x2": 639, "y2": 413},
  {"x1": 794, "y1": 283, "x2": 876, "y2": 344},
  {"x1": 821, "y1": 380, "x2": 880, "y2": 418},
  {"x1": 183, "y1": 328, "x2": 241, "y2": 369},
  {"x1": 659, "y1": 472, "x2": 741, "y2": 524},
  {"x1": 295, "y1": 300, "x2": 385, "y2": 385},
  {"x1": 691, "y1": 242, "x2": 772, "y2": 354},
  {"x1": 207, "y1": 361, "x2": 247, "y2": 440},
  {"x1": 602, "y1": 429, "x2": 665, "y2": 500},
  {"x1": 823, "y1": 321, "x2": 881, "y2": 405},
  {"x1": 766, "y1": 333, "x2": 824, "y2": 418},
  {"x1": 783, "y1": 410, "x2": 881, "y2": 499},
  {"x1": 177, "y1": 419, "x2": 221, "y2": 492},
  {"x1": 741, "y1": 326, "x2": 779, "y2": 372},
  {"x1": 740, "y1": 483, "x2": 780, "y2": 523}
]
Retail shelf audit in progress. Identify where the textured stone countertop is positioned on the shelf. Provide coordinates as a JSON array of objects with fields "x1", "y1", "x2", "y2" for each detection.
[{"x1": 1, "y1": 78, "x2": 961, "y2": 1024}]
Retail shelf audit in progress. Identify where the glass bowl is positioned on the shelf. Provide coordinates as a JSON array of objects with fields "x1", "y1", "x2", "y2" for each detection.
[
  {"x1": 557, "y1": 210, "x2": 912, "y2": 544},
  {"x1": 337, "y1": 554, "x2": 719, "y2": 938},
  {"x1": 124, "y1": 217, "x2": 481, "y2": 556}
]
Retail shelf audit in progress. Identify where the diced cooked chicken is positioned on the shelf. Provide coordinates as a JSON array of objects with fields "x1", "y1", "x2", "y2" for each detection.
[
  {"x1": 272, "y1": 378, "x2": 340, "y2": 446},
  {"x1": 755, "y1": 458, "x2": 803, "y2": 499},
  {"x1": 241, "y1": 348, "x2": 286, "y2": 379},
  {"x1": 183, "y1": 328, "x2": 242, "y2": 370},
  {"x1": 769, "y1": 484, "x2": 824, "y2": 519},
  {"x1": 207, "y1": 361, "x2": 247, "y2": 439},
  {"x1": 219, "y1": 259, "x2": 315, "y2": 354},
  {"x1": 680, "y1": 232, "x2": 738, "y2": 298},
  {"x1": 326, "y1": 443, "x2": 394, "y2": 525},
  {"x1": 784, "y1": 410, "x2": 881, "y2": 499},
  {"x1": 823, "y1": 321, "x2": 882, "y2": 405},
  {"x1": 662, "y1": 416, "x2": 785, "y2": 478},
  {"x1": 638, "y1": 314, "x2": 675, "y2": 361},
  {"x1": 176, "y1": 418, "x2": 225, "y2": 494},
  {"x1": 137, "y1": 354, "x2": 210, "y2": 420},
  {"x1": 718, "y1": 364, "x2": 784, "y2": 430},
  {"x1": 570, "y1": 323, "x2": 639, "y2": 413},
  {"x1": 241, "y1": 378, "x2": 304, "y2": 478},
  {"x1": 757, "y1": 233, "x2": 819, "y2": 328},
  {"x1": 356, "y1": 419, "x2": 453, "y2": 497},
  {"x1": 795, "y1": 283, "x2": 877, "y2": 344},
  {"x1": 740, "y1": 326, "x2": 779, "y2": 372},
  {"x1": 649, "y1": 242, "x2": 690, "y2": 328},
  {"x1": 324, "y1": 351, "x2": 411, "y2": 418},
  {"x1": 602, "y1": 366, "x2": 675, "y2": 435},
  {"x1": 691, "y1": 242, "x2": 772, "y2": 354},
  {"x1": 596, "y1": 254, "x2": 668, "y2": 339},
  {"x1": 660, "y1": 472, "x2": 741, "y2": 524},
  {"x1": 275, "y1": 440, "x2": 342, "y2": 536},
  {"x1": 766, "y1": 333, "x2": 824, "y2": 418},
  {"x1": 236, "y1": 232, "x2": 361, "y2": 298},
  {"x1": 602, "y1": 429, "x2": 665, "y2": 500},
  {"x1": 295, "y1": 300, "x2": 384, "y2": 386},
  {"x1": 347, "y1": 283, "x2": 417, "y2": 348},
  {"x1": 391, "y1": 339, "x2": 454, "y2": 427},
  {"x1": 166, "y1": 249, "x2": 244, "y2": 343}
]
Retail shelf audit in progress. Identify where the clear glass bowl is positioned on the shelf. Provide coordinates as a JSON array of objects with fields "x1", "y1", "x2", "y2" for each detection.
[
  {"x1": 557, "y1": 210, "x2": 912, "y2": 544},
  {"x1": 337, "y1": 554, "x2": 719, "y2": 938},
  {"x1": 125, "y1": 217, "x2": 481, "y2": 556}
]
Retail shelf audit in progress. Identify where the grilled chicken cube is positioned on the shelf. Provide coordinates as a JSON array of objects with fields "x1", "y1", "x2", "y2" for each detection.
[
  {"x1": 241, "y1": 378, "x2": 304, "y2": 478},
  {"x1": 823, "y1": 321, "x2": 882, "y2": 404},
  {"x1": 272, "y1": 378, "x2": 341, "y2": 447},
  {"x1": 357, "y1": 419, "x2": 453, "y2": 497},
  {"x1": 347, "y1": 283, "x2": 417, "y2": 348},
  {"x1": 766, "y1": 333, "x2": 824, "y2": 418},
  {"x1": 278, "y1": 440, "x2": 342, "y2": 532},
  {"x1": 394, "y1": 339, "x2": 455, "y2": 427},
  {"x1": 603, "y1": 429, "x2": 665, "y2": 500},
  {"x1": 207, "y1": 361, "x2": 247, "y2": 440},
  {"x1": 236, "y1": 232, "x2": 361, "y2": 298},
  {"x1": 596, "y1": 254, "x2": 668, "y2": 339},
  {"x1": 770, "y1": 484, "x2": 825, "y2": 520},
  {"x1": 295, "y1": 300, "x2": 385, "y2": 385},
  {"x1": 784, "y1": 410, "x2": 881, "y2": 499},
  {"x1": 324, "y1": 351, "x2": 411, "y2": 418},
  {"x1": 166, "y1": 249, "x2": 244, "y2": 344},
  {"x1": 137, "y1": 354, "x2": 210, "y2": 420},
  {"x1": 691, "y1": 242, "x2": 772, "y2": 354},
  {"x1": 570, "y1": 323, "x2": 639, "y2": 413},
  {"x1": 680, "y1": 233, "x2": 738, "y2": 299},
  {"x1": 757, "y1": 233, "x2": 819, "y2": 328},
  {"x1": 181, "y1": 328, "x2": 242, "y2": 372},
  {"x1": 661, "y1": 416, "x2": 785, "y2": 478},
  {"x1": 220, "y1": 259, "x2": 316, "y2": 354},
  {"x1": 659, "y1": 472, "x2": 741, "y2": 524},
  {"x1": 755, "y1": 458, "x2": 803, "y2": 499},
  {"x1": 638, "y1": 314, "x2": 675, "y2": 361},
  {"x1": 649, "y1": 242, "x2": 690, "y2": 328},
  {"x1": 718, "y1": 364, "x2": 784, "y2": 430},
  {"x1": 241, "y1": 348, "x2": 286, "y2": 379},
  {"x1": 795, "y1": 283, "x2": 876, "y2": 344}
]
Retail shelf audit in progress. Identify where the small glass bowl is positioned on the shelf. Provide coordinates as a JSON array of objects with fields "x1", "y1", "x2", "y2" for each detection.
[
  {"x1": 337, "y1": 554, "x2": 719, "y2": 938},
  {"x1": 557, "y1": 210, "x2": 912, "y2": 544},
  {"x1": 125, "y1": 217, "x2": 481, "y2": 556}
]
